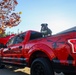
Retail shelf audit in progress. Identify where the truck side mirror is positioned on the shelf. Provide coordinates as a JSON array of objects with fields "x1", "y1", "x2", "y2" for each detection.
[
  {"x1": 0, "y1": 44, "x2": 7, "y2": 48},
  {"x1": 3, "y1": 45, "x2": 7, "y2": 48},
  {"x1": 0, "y1": 43, "x2": 6, "y2": 48}
]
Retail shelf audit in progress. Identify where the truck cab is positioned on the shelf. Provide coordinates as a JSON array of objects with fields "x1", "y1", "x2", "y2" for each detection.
[{"x1": 0, "y1": 30, "x2": 43, "y2": 67}]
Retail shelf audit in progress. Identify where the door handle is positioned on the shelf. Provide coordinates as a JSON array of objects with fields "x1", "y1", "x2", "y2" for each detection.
[
  {"x1": 19, "y1": 46, "x2": 22, "y2": 49},
  {"x1": 8, "y1": 48, "x2": 11, "y2": 50}
]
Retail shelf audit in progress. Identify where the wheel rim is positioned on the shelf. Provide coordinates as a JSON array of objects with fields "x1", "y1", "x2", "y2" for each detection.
[{"x1": 32, "y1": 63, "x2": 45, "y2": 75}]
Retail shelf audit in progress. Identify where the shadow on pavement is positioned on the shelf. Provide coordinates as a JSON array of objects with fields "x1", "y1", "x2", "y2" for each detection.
[
  {"x1": 0, "y1": 66, "x2": 65, "y2": 75},
  {"x1": 0, "y1": 67, "x2": 30, "y2": 75}
]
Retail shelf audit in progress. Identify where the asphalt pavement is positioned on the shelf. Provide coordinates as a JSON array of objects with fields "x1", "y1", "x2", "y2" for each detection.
[{"x1": 0, "y1": 67, "x2": 64, "y2": 75}]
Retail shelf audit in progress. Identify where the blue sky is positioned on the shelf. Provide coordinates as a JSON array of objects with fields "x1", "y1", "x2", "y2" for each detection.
[{"x1": 6, "y1": 0, "x2": 76, "y2": 34}]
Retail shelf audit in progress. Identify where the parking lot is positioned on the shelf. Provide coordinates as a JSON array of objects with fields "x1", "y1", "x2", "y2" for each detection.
[
  {"x1": 0, "y1": 67, "x2": 30, "y2": 75},
  {"x1": 0, "y1": 67, "x2": 64, "y2": 75}
]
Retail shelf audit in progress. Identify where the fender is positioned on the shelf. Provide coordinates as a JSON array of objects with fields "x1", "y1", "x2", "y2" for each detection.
[{"x1": 28, "y1": 43, "x2": 56, "y2": 61}]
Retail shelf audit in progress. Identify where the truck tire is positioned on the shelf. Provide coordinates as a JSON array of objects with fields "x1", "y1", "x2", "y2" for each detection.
[{"x1": 31, "y1": 58, "x2": 54, "y2": 75}]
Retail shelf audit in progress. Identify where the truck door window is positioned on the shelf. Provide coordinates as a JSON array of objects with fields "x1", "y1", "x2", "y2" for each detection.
[
  {"x1": 6, "y1": 37, "x2": 15, "y2": 46},
  {"x1": 14, "y1": 33, "x2": 25, "y2": 44}
]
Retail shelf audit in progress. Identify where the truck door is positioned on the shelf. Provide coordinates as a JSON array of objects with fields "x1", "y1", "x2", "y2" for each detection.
[{"x1": 2, "y1": 33, "x2": 26, "y2": 66}]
